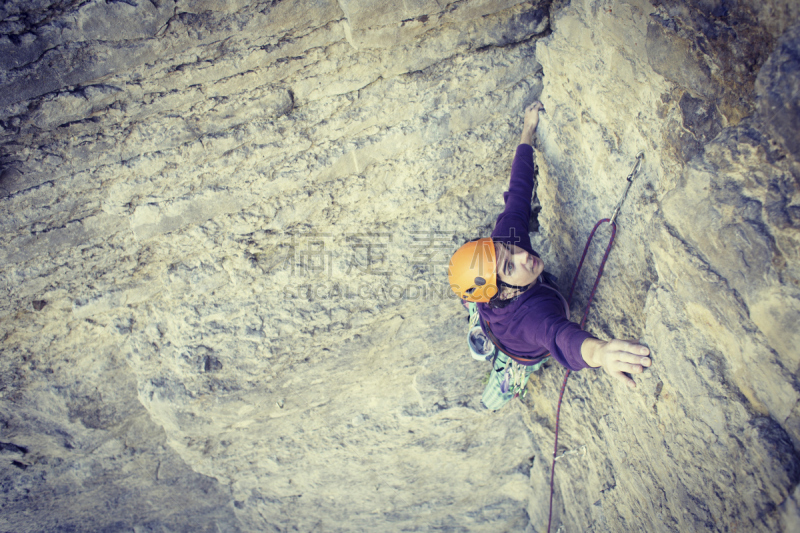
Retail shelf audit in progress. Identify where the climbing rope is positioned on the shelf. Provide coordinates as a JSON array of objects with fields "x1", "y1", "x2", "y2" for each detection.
[{"x1": 546, "y1": 152, "x2": 644, "y2": 533}]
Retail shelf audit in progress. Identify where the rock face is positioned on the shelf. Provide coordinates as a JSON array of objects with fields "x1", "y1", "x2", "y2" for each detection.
[{"x1": 0, "y1": 0, "x2": 798, "y2": 531}]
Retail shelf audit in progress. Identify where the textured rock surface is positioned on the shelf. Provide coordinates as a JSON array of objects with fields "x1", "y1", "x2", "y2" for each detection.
[
  {"x1": 533, "y1": 1, "x2": 800, "y2": 531},
  {"x1": 0, "y1": 0, "x2": 798, "y2": 531}
]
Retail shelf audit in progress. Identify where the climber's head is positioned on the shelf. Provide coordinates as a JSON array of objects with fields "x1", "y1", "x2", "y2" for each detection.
[
  {"x1": 448, "y1": 238, "x2": 544, "y2": 305},
  {"x1": 493, "y1": 241, "x2": 543, "y2": 295},
  {"x1": 447, "y1": 238, "x2": 498, "y2": 303}
]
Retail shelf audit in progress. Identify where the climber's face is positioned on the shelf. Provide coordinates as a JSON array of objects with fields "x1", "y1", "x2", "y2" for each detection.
[{"x1": 495, "y1": 242, "x2": 543, "y2": 291}]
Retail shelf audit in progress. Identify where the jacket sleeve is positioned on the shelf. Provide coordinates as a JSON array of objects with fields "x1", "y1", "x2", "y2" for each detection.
[
  {"x1": 543, "y1": 315, "x2": 593, "y2": 371},
  {"x1": 522, "y1": 298, "x2": 593, "y2": 371},
  {"x1": 492, "y1": 144, "x2": 535, "y2": 246}
]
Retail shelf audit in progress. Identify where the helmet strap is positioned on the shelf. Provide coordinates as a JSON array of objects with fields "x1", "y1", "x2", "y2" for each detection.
[{"x1": 498, "y1": 279, "x2": 532, "y2": 291}]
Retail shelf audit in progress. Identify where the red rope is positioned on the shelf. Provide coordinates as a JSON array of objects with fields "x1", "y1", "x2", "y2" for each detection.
[{"x1": 547, "y1": 218, "x2": 617, "y2": 533}]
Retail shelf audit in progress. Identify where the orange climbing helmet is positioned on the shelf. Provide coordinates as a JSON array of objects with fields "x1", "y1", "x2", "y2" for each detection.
[{"x1": 448, "y1": 238, "x2": 498, "y2": 303}]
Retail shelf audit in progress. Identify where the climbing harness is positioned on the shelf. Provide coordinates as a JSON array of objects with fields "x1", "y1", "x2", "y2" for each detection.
[
  {"x1": 477, "y1": 276, "x2": 571, "y2": 399},
  {"x1": 547, "y1": 152, "x2": 645, "y2": 533}
]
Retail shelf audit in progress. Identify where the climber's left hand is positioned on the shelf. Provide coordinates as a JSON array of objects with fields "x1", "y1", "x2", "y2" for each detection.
[{"x1": 581, "y1": 338, "x2": 652, "y2": 389}]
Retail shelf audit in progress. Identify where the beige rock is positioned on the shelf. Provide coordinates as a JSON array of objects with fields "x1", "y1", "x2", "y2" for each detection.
[{"x1": 1, "y1": 0, "x2": 799, "y2": 532}]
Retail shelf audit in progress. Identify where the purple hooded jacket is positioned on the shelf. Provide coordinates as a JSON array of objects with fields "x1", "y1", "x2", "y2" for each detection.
[{"x1": 477, "y1": 144, "x2": 591, "y2": 371}]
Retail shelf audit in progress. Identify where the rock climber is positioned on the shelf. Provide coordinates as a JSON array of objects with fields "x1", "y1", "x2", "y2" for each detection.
[{"x1": 448, "y1": 101, "x2": 652, "y2": 410}]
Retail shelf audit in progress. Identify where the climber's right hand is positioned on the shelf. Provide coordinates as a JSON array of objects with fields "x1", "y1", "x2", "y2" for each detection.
[{"x1": 521, "y1": 101, "x2": 545, "y2": 145}]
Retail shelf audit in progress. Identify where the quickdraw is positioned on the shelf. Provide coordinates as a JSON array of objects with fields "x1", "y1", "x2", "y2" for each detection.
[
  {"x1": 500, "y1": 359, "x2": 528, "y2": 399},
  {"x1": 609, "y1": 151, "x2": 645, "y2": 226}
]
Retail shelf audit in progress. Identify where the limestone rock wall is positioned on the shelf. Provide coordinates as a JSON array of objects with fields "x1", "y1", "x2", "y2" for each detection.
[
  {"x1": 0, "y1": 0, "x2": 798, "y2": 532},
  {"x1": 532, "y1": 1, "x2": 800, "y2": 531}
]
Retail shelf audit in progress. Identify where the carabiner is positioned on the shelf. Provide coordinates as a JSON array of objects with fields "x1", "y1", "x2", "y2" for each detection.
[{"x1": 608, "y1": 151, "x2": 645, "y2": 226}]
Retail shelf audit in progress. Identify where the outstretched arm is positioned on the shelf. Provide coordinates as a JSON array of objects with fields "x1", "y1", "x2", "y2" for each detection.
[
  {"x1": 492, "y1": 101, "x2": 546, "y2": 245},
  {"x1": 519, "y1": 100, "x2": 652, "y2": 387},
  {"x1": 581, "y1": 338, "x2": 652, "y2": 388}
]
